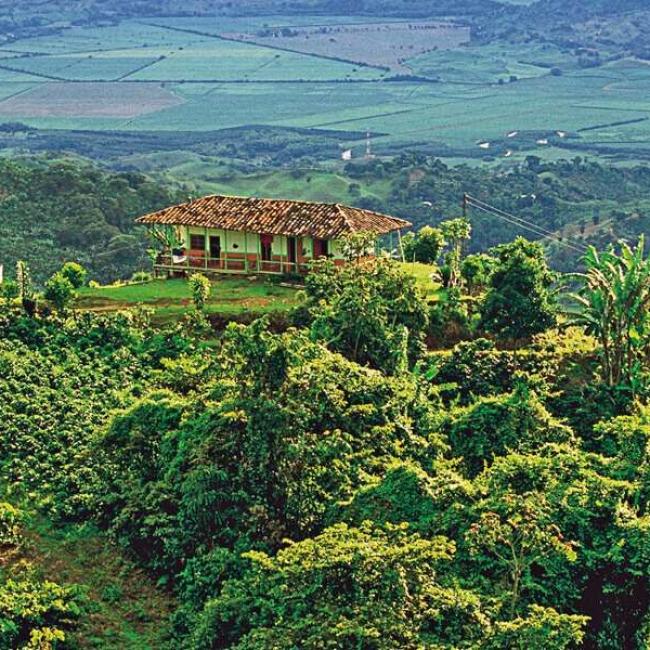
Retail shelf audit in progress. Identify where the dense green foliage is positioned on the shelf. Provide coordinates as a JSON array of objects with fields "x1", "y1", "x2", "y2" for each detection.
[
  {"x1": 4, "y1": 223, "x2": 650, "y2": 647},
  {"x1": 0, "y1": 158, "x2": 182, "y2": 284},
  {"x1": 480, "y1": 238, "x2": 557, "y2": 340},
  {"x1": 302, "y1": 257, "x2": 428, "y2": 374}
]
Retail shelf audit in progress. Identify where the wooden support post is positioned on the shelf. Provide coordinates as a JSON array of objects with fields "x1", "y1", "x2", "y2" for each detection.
[
  {"x1": 281, "y1": 236, "x2": 285, "y2": 274},
  {"x1": 204, "y1": 227, "x2": 208, "y2": 270},
  {"x1": 389, "y1": 231, "x2": 394, "y2": 258},
  {"x1": 397, "y1": 229, "x2": 405, "y2": 263},
  {"x1": 258, "y1": 234, "x2": 262, "y2": 273},
  {"x1": 244, "y1": 231, "x2": 249, "y2": 273},
  {"x1": 224, "y1": 229, "x2": 228, "y2": 271}
]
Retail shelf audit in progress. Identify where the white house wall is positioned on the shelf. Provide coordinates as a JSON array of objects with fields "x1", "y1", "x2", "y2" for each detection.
[{"x1": 183, "y1": 226, "x2": 345, "y2": 260}]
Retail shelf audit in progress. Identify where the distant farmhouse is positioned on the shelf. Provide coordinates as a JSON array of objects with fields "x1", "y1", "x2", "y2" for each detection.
[{"x1": 137, "y1": 194, "x2": 411, "y2": 276}]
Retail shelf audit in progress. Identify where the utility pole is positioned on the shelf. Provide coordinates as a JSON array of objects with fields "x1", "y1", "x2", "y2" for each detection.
[
  {"x1": 462, "y1": 193, "x2": 468, "y2": 219},
  {"x1": 365, "y1": 130, "x2": 373, "y2": 159}
]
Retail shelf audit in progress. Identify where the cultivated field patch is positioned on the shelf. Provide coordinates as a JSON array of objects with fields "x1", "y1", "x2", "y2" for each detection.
[
  {"x1": 226, "y1": 21, "x2": 470, "y2": 73},
  {"x1": 0, "y1": 82, "x2": 184, "y2": 118},
  {"x1": 129, "y1": 38, "x2": 382, "y2": 82},
  {"x1": 2, "y1": 53, "x2": 162, "y2": 81}
]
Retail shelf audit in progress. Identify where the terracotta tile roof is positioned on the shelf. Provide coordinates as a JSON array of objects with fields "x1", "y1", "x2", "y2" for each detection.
[{"x1": 136, "y1": 194, "x2": 411, "y2": 239}]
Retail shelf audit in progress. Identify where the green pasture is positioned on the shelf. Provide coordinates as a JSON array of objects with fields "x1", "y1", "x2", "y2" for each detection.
[
  {"x1": 77, "y1": 277, "x2": 301, "y2": 323},
  {"x1": 407, "y1": 43, "x2": 559, "y2": 84},
  {"x1": 185, "y1": 168, "x2": 392, "y2": 203}
]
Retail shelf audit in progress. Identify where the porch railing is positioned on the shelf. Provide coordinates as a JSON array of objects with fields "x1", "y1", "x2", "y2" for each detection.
[{"x1": 155, "y1": 253, "x2": 308, "y2": 275}]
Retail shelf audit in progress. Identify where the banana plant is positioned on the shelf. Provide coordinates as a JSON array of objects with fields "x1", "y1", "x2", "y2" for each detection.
[
  {"x1": 567, "y1": 237, "x2": 650, "y2": 388},
  {"x1": 148, "y1": 225, "x2": 184, "y2": 254}
]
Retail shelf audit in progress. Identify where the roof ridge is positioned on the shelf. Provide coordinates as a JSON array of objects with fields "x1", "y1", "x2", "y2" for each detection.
[
  {"x1": 197, "y1": 193, "x2": 344, "y2": 208},
  {"x1": 335, "y1": 204, "x2": 355, "y2": 232}
]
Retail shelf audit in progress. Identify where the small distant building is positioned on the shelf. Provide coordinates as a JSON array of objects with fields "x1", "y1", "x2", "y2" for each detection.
[{"x1": 136, "y1": 194, "x2": 411, "y2": 276}]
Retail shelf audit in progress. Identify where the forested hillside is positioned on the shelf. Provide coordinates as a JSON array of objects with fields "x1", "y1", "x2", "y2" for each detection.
[
  {"x1": 351, "y1": 154, "x2": 650, "y2": 270},
  {"x1": 3, "y1": 233, "x2": 650, "y2": 648},
  {"x1": 0, "y1": 158, "x2": 183, "y2": 283},
  {"x1": 3, "y1": 153, "x2": 650, "y2": 284}
]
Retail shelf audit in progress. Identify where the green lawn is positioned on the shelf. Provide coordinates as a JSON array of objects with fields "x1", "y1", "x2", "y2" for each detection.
[
  {"x1": 77, "y1": 277, "x2": 301, "y2": 323},
  {"x1": 76, "y1": 266, "x2": 441, "y2": 323},
  {"x1": 396, "y1": 261, "x2": 443, "y2": 301}
]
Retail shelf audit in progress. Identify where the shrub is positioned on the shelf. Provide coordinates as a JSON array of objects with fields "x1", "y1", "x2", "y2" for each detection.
[
  {"x1": 60, "y1": 262, "x2": 87, "y2": 289},
  {"x1": 0, "y1": 577, "x2": 86, "y2": 649},
  {"x1": 43, "y1": 272, "x2": 76, "y2": 312},
  {"x1": 189, "y1": 273, "x2": 211, "y2": 311},
  {"x1": 0, "y1": 503, "x2": 23, "y2": 548},
  {"x1": 0, "y1": 281, "x2": 19, "y2": 301},
  {"x1": 131, "y1": 271, "x2": 153, "y2": 283}
]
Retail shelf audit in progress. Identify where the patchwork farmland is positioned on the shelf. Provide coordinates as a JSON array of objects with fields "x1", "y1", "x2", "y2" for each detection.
[{"x1": 0, "y1": 16, "x2": 648, "y2": 164}]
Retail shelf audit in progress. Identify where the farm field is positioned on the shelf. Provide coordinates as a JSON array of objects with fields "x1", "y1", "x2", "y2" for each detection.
[
  {"x1": 227, "y1": 21, "x2": 470, "y2": 72},
  {"x1": 0, "y1": 82, "x2": 184, "y2": 118},
  {"x1": 0, "y1": 17, "x2": 648, "y2": 163}
]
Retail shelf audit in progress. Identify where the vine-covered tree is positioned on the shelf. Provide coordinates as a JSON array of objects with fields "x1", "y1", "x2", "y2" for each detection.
[
  {"x1": 441, "y1": 218, "x2": 472, "y2": 289},
  {"x1": 304, "y1": 257, "x2": 428, "y2": 374},
  {"x1": 402, "y1": 225, "x2": 445, "y2": 264}
]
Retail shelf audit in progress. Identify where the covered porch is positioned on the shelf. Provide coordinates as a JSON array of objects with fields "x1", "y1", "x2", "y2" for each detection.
[{"x1": 153, "y1": 228, "x2": 341, "y2": 277}]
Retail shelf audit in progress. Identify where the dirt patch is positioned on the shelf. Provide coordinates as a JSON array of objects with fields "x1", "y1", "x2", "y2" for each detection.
[{"x1": 0, "y1": 81, "x2": 184, "y2": 118}]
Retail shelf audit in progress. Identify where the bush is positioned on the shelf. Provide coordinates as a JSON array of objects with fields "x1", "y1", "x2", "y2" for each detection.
[
  {"x1": 189, "y1": 273, "x2": 211, "y2": 311},
  {"x1": 0, "y1": 281, "x2": 19, "y2": 301},
  {"x1": 60, "y1": 262, "x2": 87, "y2": 289},
  {"x1": 0, "y1": 577, "x2": 87, "y2": 649},
  {"x1": 43, "y1": 272, "x2": 76, "y2": 312},
  {"x1": 0, "y1": 503, "x2": 23, "y2": 548},
  {"x1": 131, "y1": 271, "x2": 153, "y2": 283}
]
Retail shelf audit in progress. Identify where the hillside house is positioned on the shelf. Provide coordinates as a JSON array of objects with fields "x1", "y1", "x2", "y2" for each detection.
[{"x1": 136, "y1": 194, "x2": 411, "y2": 276}]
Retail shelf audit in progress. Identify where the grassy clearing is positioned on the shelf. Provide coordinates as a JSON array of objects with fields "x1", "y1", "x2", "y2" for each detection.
[
  {"x1": 77, "y1": 267, "x2": 439, "y2": 323},
  {"x1": 396, "y1": 261, "x2": 442, "y2": 300},
  {"x1": 11, "y1": 513, "x2": 174, "y2": 649},
  {"x1": 77, "y1": 277, "x2": 301, "y2": 323}
]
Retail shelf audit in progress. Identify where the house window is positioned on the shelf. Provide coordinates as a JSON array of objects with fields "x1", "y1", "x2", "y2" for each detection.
[{"x1": 190, "y1": 234, "x2": 205, "y2": 251}]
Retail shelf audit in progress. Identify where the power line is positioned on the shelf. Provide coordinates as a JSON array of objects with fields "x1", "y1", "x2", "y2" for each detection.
[
  {"x1": 464, "y1": 194, "x2": 588, "y2": 254},
  {"x1": 468, "y1": 201, "x2": 579, "y2": 251},
  {"x1": 468, "y1": 202, "x2": 586, "y2": 255},
  {"x1": 467, "y1": 194, "x2": 579, "y2": 244}
]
